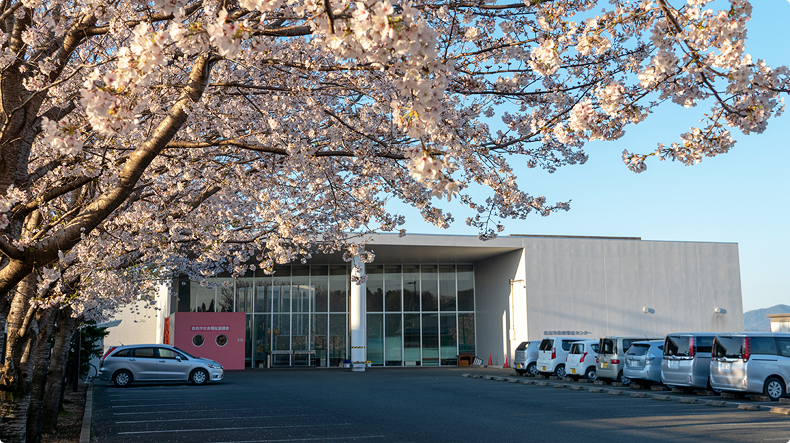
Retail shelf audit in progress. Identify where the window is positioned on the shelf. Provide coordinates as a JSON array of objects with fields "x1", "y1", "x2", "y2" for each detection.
[
  {"x1": 516, "y1": 342, "x2": 530, "y2": 351},
  {"x1": 591, "y1": 344, "x2": 600, "y2": 353},
  {"x1": 216, "y1": 335, "x2": 228, "y2": 347},
  {"x1": 157, "y1": 348, "x2": 178, "y2": 359},
  {"x1": 712, "y1": 336, "x2": 745, "y2": 359},
  {"x1": 561, "y1": 340, "x2": 575, "y2": 351},
  {"x1": 113, "y1": 349, "x2": 130, "y2": 357},
  {"x1": 696, "y1": 336, "x2": 715, "y2": 354},
  {"x1": 193, "y1": 335, "x2": 205, "y2": 347},
  {"x1": 539, "y1": 339, "x2": 553, "y2": 351},
  {"x1": 134, "y1": 348, "x2": 155, "y2": 358},
  {"x1": 600, "y1": 339, "x2": 614, "y2": 355},
  {"x1": 777, "y1": 339, "x2": 790, "y2": 358},
  {"x1": 570, "y1": 343, "x2": 583, "y2": 354},
  {"x1": 664, "y1": 335, "x2": 690, "y2": 357},
  {"x1": 622, "y1": 339, "x2": 633, "y2": 353},
  {"x1": 627, "y1": 344, "x2": 650, "y2": 356},
  {"x1": 751, "y1": 337, "x2": 778, "y2": 355}
]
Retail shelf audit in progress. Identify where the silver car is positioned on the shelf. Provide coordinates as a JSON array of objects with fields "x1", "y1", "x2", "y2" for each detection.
[
  {"x1": 661, "y1": 333, "x2": 717, "y2": 390},
  {"x1": 99, "y1": 344, "x2": 224, "y2": 387},
  {"x1": 710, "y1": 332, "x2": 790, "y2": 400},
  {"x1": 598, "y1": 335, "x2": 663, "y2": 384},
  {"x1": 624, "y1": 340, "x2": 664, "y2": 385},
  {"x1": 513, "y1": 341, "x2": 540, "y2": 376}
]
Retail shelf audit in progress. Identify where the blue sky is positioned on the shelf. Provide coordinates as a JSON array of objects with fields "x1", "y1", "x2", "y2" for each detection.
[{"x1": 393, "y1": 1, "x2": 789, "y2": 312}]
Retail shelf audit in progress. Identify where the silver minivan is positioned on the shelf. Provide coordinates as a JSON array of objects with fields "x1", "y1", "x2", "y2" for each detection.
[
  {"x1": 624, "y1": 340, "x2": 664, "y2": 385},
  {"x1": 710, "y1": 332, "x2": 790, "y2": 400},
  {"x1": 597, "y1": 335, "x2": 662, "y2": 384},
  {"x1": 99, "y1": 344, "x2": 224, "y2": 387},
  {"x1": 661, "y1": 333, "x2": 717, "y2": 391},
  {"x1": 514, "y1": 341, "x2": 540, "y2": 376}
]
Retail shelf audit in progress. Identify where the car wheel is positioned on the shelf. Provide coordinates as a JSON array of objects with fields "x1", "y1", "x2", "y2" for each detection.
[
  {"x1": 764, "y1": 376, "x2": 786, "y2": 401},
  {"x1": 113, "y1": 370, "x2": 133, "y2": 387},
  {"x1": 618, "y1": 371, "x2": 631, "y2": 386},
  {"x1": 527, "y1": 363, "x2": 539, "y2": 377},
  {"x1": 190, "y1": 368, "x2": 209, "y2": 385},
  {"x1": 585, "y1": 367, "x2": 597, "y2": 382},
  {"x1": 555, "y1": 365, "x2": 566, "y2": 378}
]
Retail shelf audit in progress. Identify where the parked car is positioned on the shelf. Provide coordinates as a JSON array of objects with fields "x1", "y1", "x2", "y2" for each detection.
[
  {"x1": 99, "y1": 344, "x2": 224, "y2": 387},
  {"x1": 661, "y1": 333, "x2": 717, "y2": 391},
  {"x1": 514, "y1": 341, "x2": 540, "y2": 376},
  {"x1": 623, "y1": 340, "x2": 664, "y2": 385},
  {"x1": 537, "y1": 337, "x2": 578, "y2": 378},
  {"x1": 710, "y1": 332, "x2": 790, "y2": 400},
  {"x1": 597, "y1": 335, "x2": 662, "y2": 384},
  {"x1": 565, "y1": 339, "x2": 599, "y2": 381}
]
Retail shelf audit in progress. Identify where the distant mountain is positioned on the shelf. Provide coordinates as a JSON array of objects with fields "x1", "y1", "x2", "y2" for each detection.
[{"x1": 744, "y1": 304, "x2": 790, "y2": 331}]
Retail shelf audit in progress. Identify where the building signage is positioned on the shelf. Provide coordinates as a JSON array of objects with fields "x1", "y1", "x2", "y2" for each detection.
[
  {"x1": 543, "y1": 330, "x2": 592, "y2": 336},
  {"x1": 191, "y1": 325, "x2": 230, "y2": 331}
]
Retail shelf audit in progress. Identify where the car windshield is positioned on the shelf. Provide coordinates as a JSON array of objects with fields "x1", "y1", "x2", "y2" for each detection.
[
  {"x1": 599, "y1": 339, "x2": 615, "y2": 355},
  {"x1": 712, "y1": 336, "x2": 745, "y2": 359},
  {"x1": 516, "y1": 342, "x2": 530, "y2": 351},
  {"x1": 664, "y1": 335, "x2": 691, "y2": 357},
  {"x1": 570, "y1": 343, "x2": 583, "y2": 354},
  {"x1": 539, "y1": 339, "x2": 553, "y2": 351}
]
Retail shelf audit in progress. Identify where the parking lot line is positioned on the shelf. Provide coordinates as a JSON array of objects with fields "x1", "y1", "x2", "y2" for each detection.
[
  {"x1": 117, "y1": 423, "x2": 353, "y2": 435},
  {"x1": 115, "y1": 414, "x2": 320, "y2": 424},
  {"x1": 210, "y1": 436, "x2": 386, "y2": 443}
]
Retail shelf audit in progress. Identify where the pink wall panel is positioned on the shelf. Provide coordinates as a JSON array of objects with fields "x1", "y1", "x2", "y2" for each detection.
[{"x1": 171, "y1": 312, "x2": 246, "y2": 370}]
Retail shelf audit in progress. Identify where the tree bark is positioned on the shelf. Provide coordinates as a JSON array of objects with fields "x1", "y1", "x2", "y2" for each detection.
[
  {"x1": 0, "y1": 272, "x2": 39, "y2": 443},
  {"x1": 41, "y1": 307, "x2": 75, "y2": 432},
  {"x1": 26, "y1": 307, "x2": 55, "y2": 443}
]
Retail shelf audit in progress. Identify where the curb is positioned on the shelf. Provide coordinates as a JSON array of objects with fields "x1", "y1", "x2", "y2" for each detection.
[
  {"x1": 737, "y1": 403, "x2": 762, "y2": 411},
  {"x1": 631, "y1": 392, "x2": 649, "y2": 398},
  {"x1": 705, "y1": 400, "x2": 728, "y2": 407},
  {"x1": 770, "y1": 407, "x2": 790, "y2": 415},
  {"x1": 652, "y1": 394, "x2": 672, "y2": 401},
  {"x1": 79, "y1": 382, "x2": 93, "y2": 443}
]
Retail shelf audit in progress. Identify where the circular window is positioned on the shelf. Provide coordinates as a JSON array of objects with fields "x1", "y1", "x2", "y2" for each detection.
[
  {"x1": 192, "y1": 334, "x2": 204, "y2": 347},
  {"x1": 216, "y1": 334, "x2": 228, "y2": 347}
]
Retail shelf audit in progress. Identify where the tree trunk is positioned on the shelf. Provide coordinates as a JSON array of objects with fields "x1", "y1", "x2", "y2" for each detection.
[
  {"x1": 26, "y1": 307, "x2": 55, "y2": 443},
  {"x1": 41, "y1": 307, "x2": 75, "y2": 432},
  {"x1": 0, "y1": 272, "x2": 39, "y2": 443}
]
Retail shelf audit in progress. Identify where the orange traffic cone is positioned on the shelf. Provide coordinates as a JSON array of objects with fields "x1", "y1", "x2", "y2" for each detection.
[
  {"x1": 503, "y1": 356, "x2": 510, "y2": 368},
  {"x1": 488, "y1": 353, "x2": 493, "y2": 366}
]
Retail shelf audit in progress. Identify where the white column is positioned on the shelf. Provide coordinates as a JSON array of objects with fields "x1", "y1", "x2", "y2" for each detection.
[{"x1": 350, "y1": 256, "x2": 366, "y2": 370}]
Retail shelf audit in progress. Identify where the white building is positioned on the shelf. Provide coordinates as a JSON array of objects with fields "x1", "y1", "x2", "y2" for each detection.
[{"x1": 105, "y1": 233, "x2": 744, "y2": 368}]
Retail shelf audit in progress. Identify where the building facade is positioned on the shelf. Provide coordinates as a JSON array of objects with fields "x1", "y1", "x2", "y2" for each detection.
[{"x1": 107, "y1": 233, "x2": 745, "y2": 368}]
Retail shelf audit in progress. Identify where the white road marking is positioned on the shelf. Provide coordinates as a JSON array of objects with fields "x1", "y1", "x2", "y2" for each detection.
[
  {"x1": 118, "y1": 423, "x2": 353, "y2": 435},
  {"x1": 210, "y1": 436, "x2": 386, "y2": 443}
]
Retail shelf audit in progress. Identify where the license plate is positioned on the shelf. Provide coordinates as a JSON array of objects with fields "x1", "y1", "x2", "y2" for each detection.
[
  {"x1": 719, "y1": 362, "x2": 731, "y2": 372},
  {"x1": 601, "y1": 363, "x2": 607, "y2": 369},
  {"x1": 517, "y1": 364, "x2": 522, "y2": 369},
  {"x1": 668, "y1": 360, "x2": 679, "y2": 368},
  {"x1": 571, "y1": 368, "x2": 576, "y2": 374},
  {"x1": 629, "y1": 359, "x2": 637, "y2": 366},
  {"x1": 542, "y1": 366, "x2": 546, "y2": 371}
]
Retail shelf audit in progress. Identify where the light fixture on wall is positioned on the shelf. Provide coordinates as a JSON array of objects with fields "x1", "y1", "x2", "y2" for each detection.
[
  {"x1": 642, "y1": 307, "x2": 650, "y2": 314},
  {"x1": 714, "y1": 307, "x2": 724, "y2": 314}
]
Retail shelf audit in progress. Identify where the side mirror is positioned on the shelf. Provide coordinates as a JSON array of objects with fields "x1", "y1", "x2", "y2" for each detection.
[{"x1": 176, "y1": 356, "x2": 182, "y2": 362}]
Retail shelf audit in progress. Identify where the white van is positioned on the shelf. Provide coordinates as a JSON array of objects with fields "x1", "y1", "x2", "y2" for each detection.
[
  {"x1": 565, "y1": 339, "x2": 599, "y2": 381},
  {"x1": 710, "y1": 332, "x2": 790, "y2": 400},
  {"x1": 536, "y1": 337, "x2": 578, "y2": 378}
]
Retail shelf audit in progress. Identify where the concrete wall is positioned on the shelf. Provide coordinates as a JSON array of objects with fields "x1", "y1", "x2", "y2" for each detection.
[
  {"x1": 522, "y1": 238, "x2": 743, "y2": 342},
  {"x1": 102, "y1": 300, "x2": 160, "y2": 353},
  {"x1": 473, "y1": 250, "x2": 522, "y2": 366}
]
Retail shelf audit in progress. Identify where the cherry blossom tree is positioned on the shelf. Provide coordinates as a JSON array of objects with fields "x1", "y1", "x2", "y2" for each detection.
[{"x1": 1, "y1": 0, "x2": 788, "y2": 440}]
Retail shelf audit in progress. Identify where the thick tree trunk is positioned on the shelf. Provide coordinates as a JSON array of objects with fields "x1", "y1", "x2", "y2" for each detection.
[
  {"x1": 41, "y1": 307, "x2": 75, "y2": 432},
  {"x1": 26, "y1": 308, "x2": 55, "y2": 443},
  {"x1": 0, "y1": 272, "x2": 39, "y2": 443}
]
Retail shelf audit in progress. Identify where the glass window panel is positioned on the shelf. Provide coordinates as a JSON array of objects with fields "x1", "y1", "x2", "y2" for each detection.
[
  {"x1": 440, "y1": 314, "x2": 458, "y2": 365},
  {"x1": 273, "y1": 314, "x2": 290, "y2": 351},
  {"x1": 385, "y1": 314, "x2": 402, "y2": 366},
  {"x1": 272, "y1": 267, "x2": 291, "y2": 313},
  {"x1": 402, "y1": 265, "x2": 420, "y2": 312},
  {"x1": 312, "y1": 266, "x2": 328, "y2": 312},
  {"x1": 312, "y1": 313, "x2": 328, "y2": 366},
  {"x1": 329, "y1": 266, "x2": 347, "y2": 312},
  {"x1": 421, "y1": 265, "x2": 438, "y2": 311},
  {"x1": 190, "y1": 281, "x2": 216, "y2": 312},
  {"x1": 253, "y1": 314, "x2": 270, "y2": 367},
  {"x1": 458, "y1": 313, "x2": 475, "y2": 354},
  {"x1": 439, "y1": 265, "x2": 456, "y2": 311},
  {"x1": 404, "y1": 313, "x2": 421, "y2": 366},
  {"x1": 366, "y1": 265, "x2": 384, "y2": 312},
  {"x1": 245, "y1": 314, "x2": 253, "y2": 367},
  {"x1": 422, "y1": 314, "x2": 439, "y2": 366},
  {"x1": 366, "y1": 314, "x2": 384, "y2": 366},
  {"x1": 384, "y1": 265, "x2": 402, "y2": 312},
  {"x1": 236, "y1": 278, "x2": 255, "y2": 313},
  {"x1": 329, "y1": 314, "x2": 347, "y2": 366},
  {"x1": 292, "y1": 266, "x2": 311, "y2": 313},
  {"x1": 255, "y1": 275, "x2": 271, "y2": 313},
  {"x1": 457, "y1": 265, "x2": 475, "y2": 311},
  {"x1": 292, "y1": 313, "x2": 309, "y2": 350},
  {"x1": 216, "y1": 278, "x2": 235, "y2": 312}
]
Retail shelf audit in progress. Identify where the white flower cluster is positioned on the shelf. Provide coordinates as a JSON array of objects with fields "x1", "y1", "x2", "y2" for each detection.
[
  {"x1": 404, "y1": 148, "x2": 462, "y2": 201},
  {"x1": 529, "y1": 38, "x2": 561, "y2": 76},
  {"x1": 0, "y1": 186, "x2": 25, "y2": 230},
  {"x1": 40, "y1": 117, "x2": 83, "y2": 156}
]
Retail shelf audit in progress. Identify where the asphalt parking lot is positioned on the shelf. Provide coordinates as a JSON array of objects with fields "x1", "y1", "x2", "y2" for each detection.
[{"x1": 89, "y1": 367, "x2": 790, "y2": 443}]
